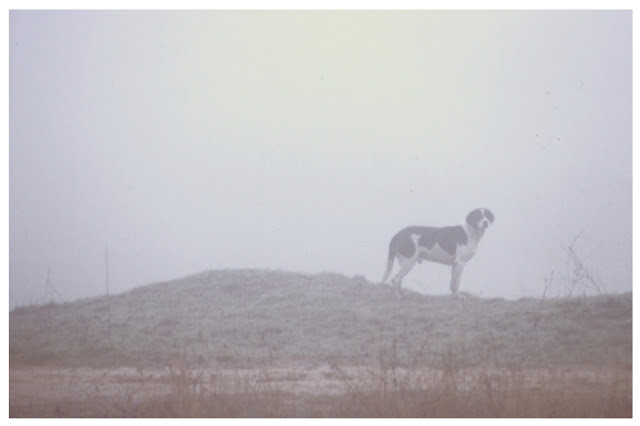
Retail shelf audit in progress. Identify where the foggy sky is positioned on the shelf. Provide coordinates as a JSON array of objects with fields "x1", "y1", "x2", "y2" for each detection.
[{"x1": 9, "y1": 10, "x2": 632, "y2": 307}]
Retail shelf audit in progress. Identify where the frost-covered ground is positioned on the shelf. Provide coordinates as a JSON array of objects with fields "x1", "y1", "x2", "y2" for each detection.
[{"x1": 9, "y1": 270, "x2": 632, "y2": 417}]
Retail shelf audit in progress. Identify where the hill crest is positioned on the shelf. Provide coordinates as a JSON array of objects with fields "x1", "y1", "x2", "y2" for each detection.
[{"x1": 10, "y1": 269, "x2": 632, "y2": 369}]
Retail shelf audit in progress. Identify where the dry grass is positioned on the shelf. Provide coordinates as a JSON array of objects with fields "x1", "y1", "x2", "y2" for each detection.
[
  {"x1": 9, "y1": 269, "x2": 633, "y2": 417},
  {"x1": 10, "y1": 359, "x2": 631, "y2": 417},
  {"x1": 328, "y1": 362, "x2": 631, "y2": 417}
]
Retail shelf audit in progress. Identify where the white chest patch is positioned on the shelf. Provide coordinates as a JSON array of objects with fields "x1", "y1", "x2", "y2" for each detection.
[{"x1": 455, "y1": 243, "x2": 476, "y2": 264}]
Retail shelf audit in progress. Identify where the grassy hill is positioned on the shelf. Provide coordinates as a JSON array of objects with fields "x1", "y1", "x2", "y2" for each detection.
[{"x1": 10, "y1": 269, "x2": 632, "y2": 370}]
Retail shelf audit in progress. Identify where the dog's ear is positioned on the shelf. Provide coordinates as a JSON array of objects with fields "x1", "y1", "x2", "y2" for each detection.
[
  {"x1": 484, "y1": 209, "x2": 495, "y2": 224},
  {"x1": 466, "y1": 209, "x2": 482, "y2": 226}
]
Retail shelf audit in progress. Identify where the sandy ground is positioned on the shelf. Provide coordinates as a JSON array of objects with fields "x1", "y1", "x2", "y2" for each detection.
[
  {"x1": 10, "y1": 365, "x2": 354, "y2": 401},
  {"x1": 9, "y1": 364, "x2": 631, "y2": 417}
]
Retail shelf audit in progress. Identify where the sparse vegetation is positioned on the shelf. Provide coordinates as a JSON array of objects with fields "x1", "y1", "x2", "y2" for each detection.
[{"x1": 9, "y1": 270, "x2": 632, "y2": 417}]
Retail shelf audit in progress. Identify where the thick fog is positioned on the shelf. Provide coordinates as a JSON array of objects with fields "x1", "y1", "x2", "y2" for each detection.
[{"x1": 9, "y1": 10, "x2": 631, "y2": 307}]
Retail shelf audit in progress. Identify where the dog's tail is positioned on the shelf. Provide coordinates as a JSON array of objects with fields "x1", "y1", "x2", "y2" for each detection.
[{"x1": 381, "y1": 241, "x2": 396, "y2": 284}]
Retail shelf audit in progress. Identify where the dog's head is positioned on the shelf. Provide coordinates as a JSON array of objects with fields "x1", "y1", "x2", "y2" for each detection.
[{"x1": 466, "y1": 208, "x2": 494, "y2": 234}]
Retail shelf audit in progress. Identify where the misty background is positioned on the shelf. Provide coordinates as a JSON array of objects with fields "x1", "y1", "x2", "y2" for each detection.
[{"x1": 9, "y1": 10, "x2": 631, "y2": 308}]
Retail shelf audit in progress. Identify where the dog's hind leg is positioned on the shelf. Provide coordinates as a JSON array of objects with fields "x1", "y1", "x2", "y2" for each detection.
[{"x1": 391, "y1": 255, "x2": 417, "y2": 298}]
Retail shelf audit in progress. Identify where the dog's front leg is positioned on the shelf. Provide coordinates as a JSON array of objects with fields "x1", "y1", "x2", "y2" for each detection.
[{"x1": 450, "y1": 263, "x2": 464, "y2": 296}]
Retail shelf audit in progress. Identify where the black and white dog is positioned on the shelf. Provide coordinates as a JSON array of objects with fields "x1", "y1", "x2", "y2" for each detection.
[{"x1": 381, "y1": 208, "x2": 494, "y2": 297}]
